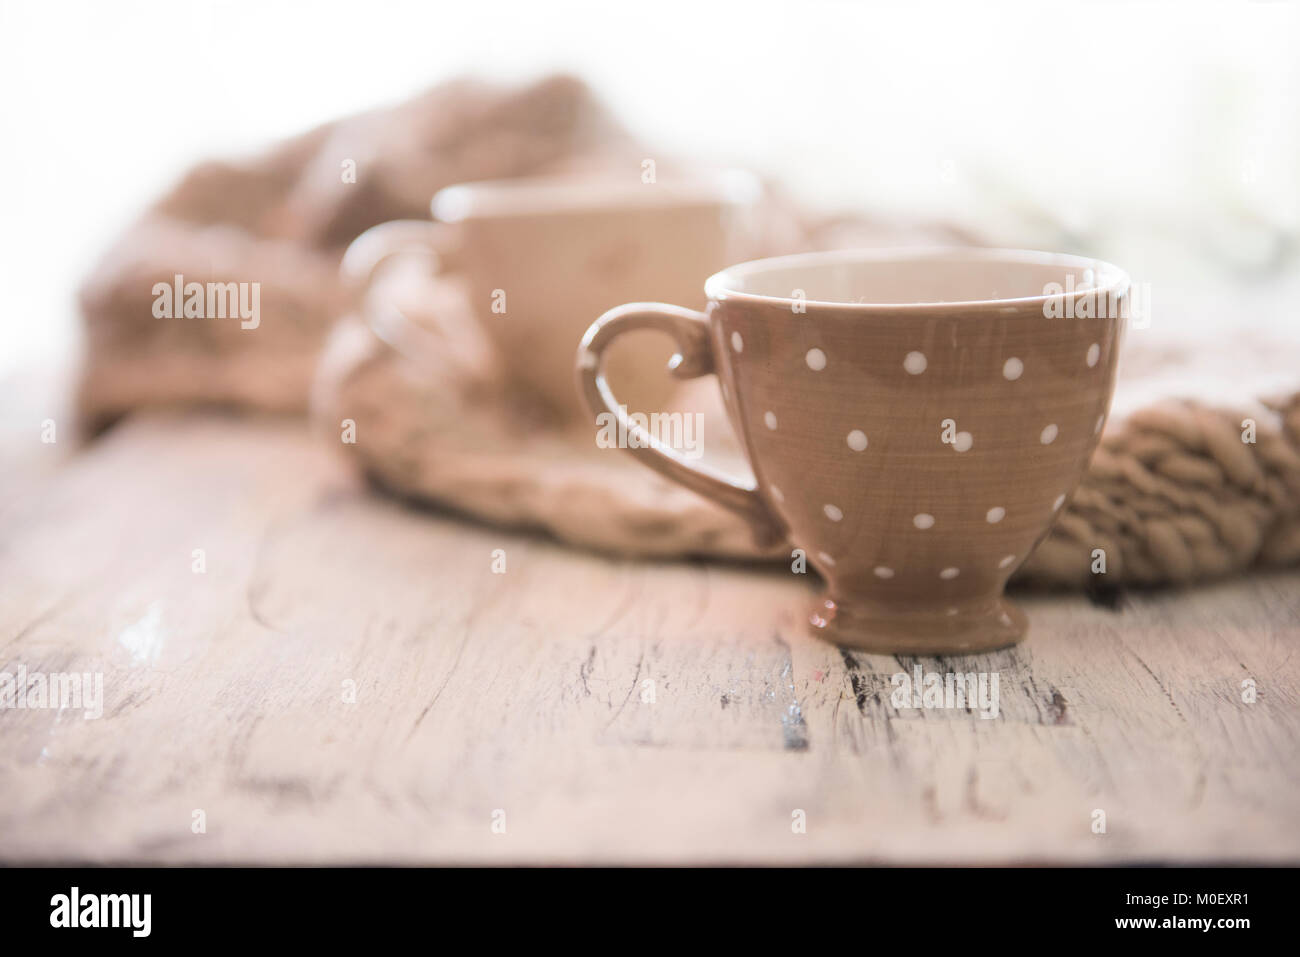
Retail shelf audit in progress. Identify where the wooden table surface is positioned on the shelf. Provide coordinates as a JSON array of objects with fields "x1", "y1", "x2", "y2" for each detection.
[{"x1": 1, "y1": 409, "x2": 1297, "y2": 864}]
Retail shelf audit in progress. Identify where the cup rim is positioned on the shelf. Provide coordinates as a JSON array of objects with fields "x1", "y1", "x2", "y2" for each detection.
[
  {"x1": 703, "y1": 246, "x2": 1132, "y2": 313},
  {"x1": 431, "y1": 168, "x2": 761, "y2": 222}
]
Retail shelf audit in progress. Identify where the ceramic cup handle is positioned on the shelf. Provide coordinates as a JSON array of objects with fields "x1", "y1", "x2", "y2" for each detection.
[
  {"x1": 339, "y1": 219, "x2": 460, "y2": 362},
  {"x1": 576, "y1": 303, "x2": 785, "y2": 547}
]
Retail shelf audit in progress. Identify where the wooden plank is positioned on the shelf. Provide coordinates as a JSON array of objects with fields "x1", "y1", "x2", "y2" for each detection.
[{"x1": 0, "y1": 414, "x2": 1296, "y2": 863}]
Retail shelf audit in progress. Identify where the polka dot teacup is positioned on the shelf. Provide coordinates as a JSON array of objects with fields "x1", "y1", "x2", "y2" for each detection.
[{"x1": 578, "y1": 248, "x2": 1129, "y2": 653}]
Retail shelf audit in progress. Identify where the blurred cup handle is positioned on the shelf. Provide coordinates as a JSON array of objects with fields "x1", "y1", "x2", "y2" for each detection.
[
  {"x1": 576, "y1": 303, "x2": 785, "y2": 547},
  {"x1": 339, "y1": 219, "x2": 460, "y2": 361}
]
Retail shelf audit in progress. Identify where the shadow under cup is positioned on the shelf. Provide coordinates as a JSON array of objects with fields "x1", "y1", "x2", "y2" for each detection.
[{"x1": 578, "y1": 248, "x2": 1130, "y2": 654}]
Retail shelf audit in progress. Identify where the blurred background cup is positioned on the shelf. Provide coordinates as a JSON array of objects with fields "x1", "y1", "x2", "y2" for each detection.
[{"x1": 343, "y1": 169, "x2": 763, "y2": 423}]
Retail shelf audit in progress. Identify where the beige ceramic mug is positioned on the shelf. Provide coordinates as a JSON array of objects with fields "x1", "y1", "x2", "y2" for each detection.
[
  {"x1": 342, "y1": 171, "x2": 761, "y2": 422},
  {"x1": 577, "y1": 248, "x2": 1129, "y2": 653}
]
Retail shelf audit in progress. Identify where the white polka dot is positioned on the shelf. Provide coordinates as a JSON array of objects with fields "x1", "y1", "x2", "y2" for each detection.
[
  {"x1": 939, "y1": 567, "x2": 960, "y2": 580},
  {"x1": 1040, "y1": 423, "x2": 1058, "y2": 445},
  {"x1": 1053, "y1": 493, "x2": 1066, "y2": 511},
  {"x1": 763, "y1": 411, "x2": 777, "y2": 430},
  {"x1": 731, "y1": 331, "x2": 743, "y2": 353},
  {"x1": 953, "y1": 431, "x2": 973, "y2": 452},
  {"x1": 999, "y1": 612, "x2": 1012, "y2": 626},
  {"x1": 770, "y1": 485, "x2": 784, "y2": 503},
  {"x1": 1095, "y1": 414, "x2": 1105, "y2": 434},
  {"x1": 817, "y1": 551, "x2": 836, "y2": 567},
  {"x1": 873, "y1": 566, "x2": 894, "y2": 579},
  {"x1": 805, "y1": 348, "x2": 826, "y2": 371},
  {"x1": 999, "y1": 554, "x2": 1017, "y2": 569},
  {"x1": 1003, "y1": 357, "x2": 1023, "y2": 380},
  {"x1": 823, "y1": 504, "x2": 843, "y2": 522},
  {"x1": 903, "y1": 351, "x2": 927, "y2": 375},
  {"x1": 986, "y1": 506, "x2": 1005, "y2": 523},
  {"x1": 913, "y1": 513, "x2": 934, "y2": 529},
  {"x1": 945, "y1": 607, "x2": 959, "y2": 616},
  {"x1": 1086, "y1": 343, "x2": 1100, "y2": 367},
  {"x1": 846, "y1": 429, "x2": 868, "y2": 451}
]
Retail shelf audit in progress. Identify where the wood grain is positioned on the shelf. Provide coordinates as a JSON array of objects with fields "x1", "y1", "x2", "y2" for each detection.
[{"x1": 1, "y1": 413, "x2": 1297, "y2": 863}]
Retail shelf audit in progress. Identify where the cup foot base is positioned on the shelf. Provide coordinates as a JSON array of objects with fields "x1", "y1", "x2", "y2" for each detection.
[{"x1": 809, "y1": 594, "x2": 1027, "y2": 655}]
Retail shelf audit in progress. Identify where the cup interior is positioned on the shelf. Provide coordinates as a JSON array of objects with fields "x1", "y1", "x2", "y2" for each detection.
[{"x1": 706, "y1": 248, "x2": 1129, "y2": 310}]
